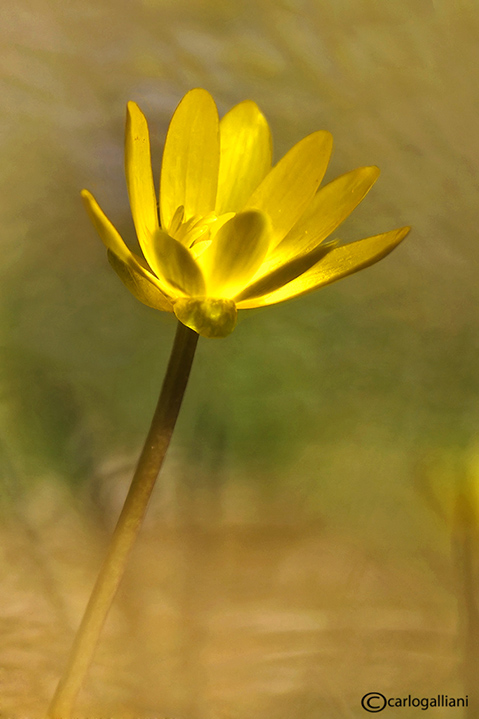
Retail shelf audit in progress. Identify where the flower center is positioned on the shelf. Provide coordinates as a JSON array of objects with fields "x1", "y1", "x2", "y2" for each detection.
[{"x1": 168, "y1": 206, "x2": 235, "y2": 258}]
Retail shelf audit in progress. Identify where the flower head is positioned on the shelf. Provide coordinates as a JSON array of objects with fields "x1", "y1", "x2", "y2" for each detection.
[{"x1": 82, "y1": 89, "x2": 410, "y2": 338}]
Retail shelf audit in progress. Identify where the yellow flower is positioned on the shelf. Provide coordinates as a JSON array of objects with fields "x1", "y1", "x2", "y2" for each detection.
[{"x1": 82, "y1": 89, "x2": 410, "y2": 338}]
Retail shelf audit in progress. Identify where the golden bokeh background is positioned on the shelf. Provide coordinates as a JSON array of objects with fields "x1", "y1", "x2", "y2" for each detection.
[{"x1": 1, "y1": 0, "x2": 479, "y2": 716}]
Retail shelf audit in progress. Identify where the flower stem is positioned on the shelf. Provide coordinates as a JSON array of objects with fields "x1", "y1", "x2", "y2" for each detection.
[{"x1": 47, "y1": 321, "x2": 199, "y2": 719}]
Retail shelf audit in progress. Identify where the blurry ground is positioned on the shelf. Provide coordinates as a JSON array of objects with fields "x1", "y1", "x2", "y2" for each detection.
[
  {"x1": 1, "y1": 0, "x2": 479, "y2": 716},
  {"x1": 0, "y1": 465, "x2": 460, "y2": 718}
]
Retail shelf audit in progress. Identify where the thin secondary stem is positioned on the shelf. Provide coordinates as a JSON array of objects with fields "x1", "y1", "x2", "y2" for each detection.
[
  {"x1": 47, "y1": 321, "x2": 199, "y2": 719},
  {"x1": 456, "y1": 528, "x2": 479, "y2": 717}
]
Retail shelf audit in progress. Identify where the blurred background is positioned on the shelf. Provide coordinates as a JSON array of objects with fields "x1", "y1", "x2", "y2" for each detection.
[{"x1": 1, "y1": 0, "x2": 479, "y2": 716}]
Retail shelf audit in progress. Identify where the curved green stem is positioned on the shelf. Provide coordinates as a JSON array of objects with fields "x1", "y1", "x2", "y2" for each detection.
[{"x1": 47, "y1": 321, "x2": 199, "y2": 719}]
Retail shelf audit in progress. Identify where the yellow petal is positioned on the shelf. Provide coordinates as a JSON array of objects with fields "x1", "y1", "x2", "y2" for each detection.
[
  {"x1": 124, "y1": 102, "x2": 161, "y2": 273},
  {"x1": 235, "y1": 241, "x2": 337, "y2": 303},
  {"x1": 81, "y1": 189, "x2": 176, "y2": 298},
  {"x1": 82, "y1": 189, "x2": 130, "y2": 261},
  {"x1": 160, "y1": 88, "x2": 219, "y2": 231},
  {"x1": 263, "y1": 166, "x2": 381, "y2": 274},
  {"x1": 236, "y1": 226, "x2": 410, "y2": 308},
  {"x1": 174, "y1": 297, "x2": 237, "y2": 338},
  {"x1": 153, "y1": 230, "x2": 206, "y2": 297},
  {"x1": 215, "y1": 100, "x2": 272, "y2": 214},
  {"x1": 244, "y1": 130, "x2": 333, "y2": 244},
  {"x1": 82, "y1": 189, "x2": 146, "y2": 273},
  {"x1": 107, "y1": 250, "x2": 173, "y2": 312},
  {"x1": 199, "y1": 211, "x2": 271, "y2": 298}
]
